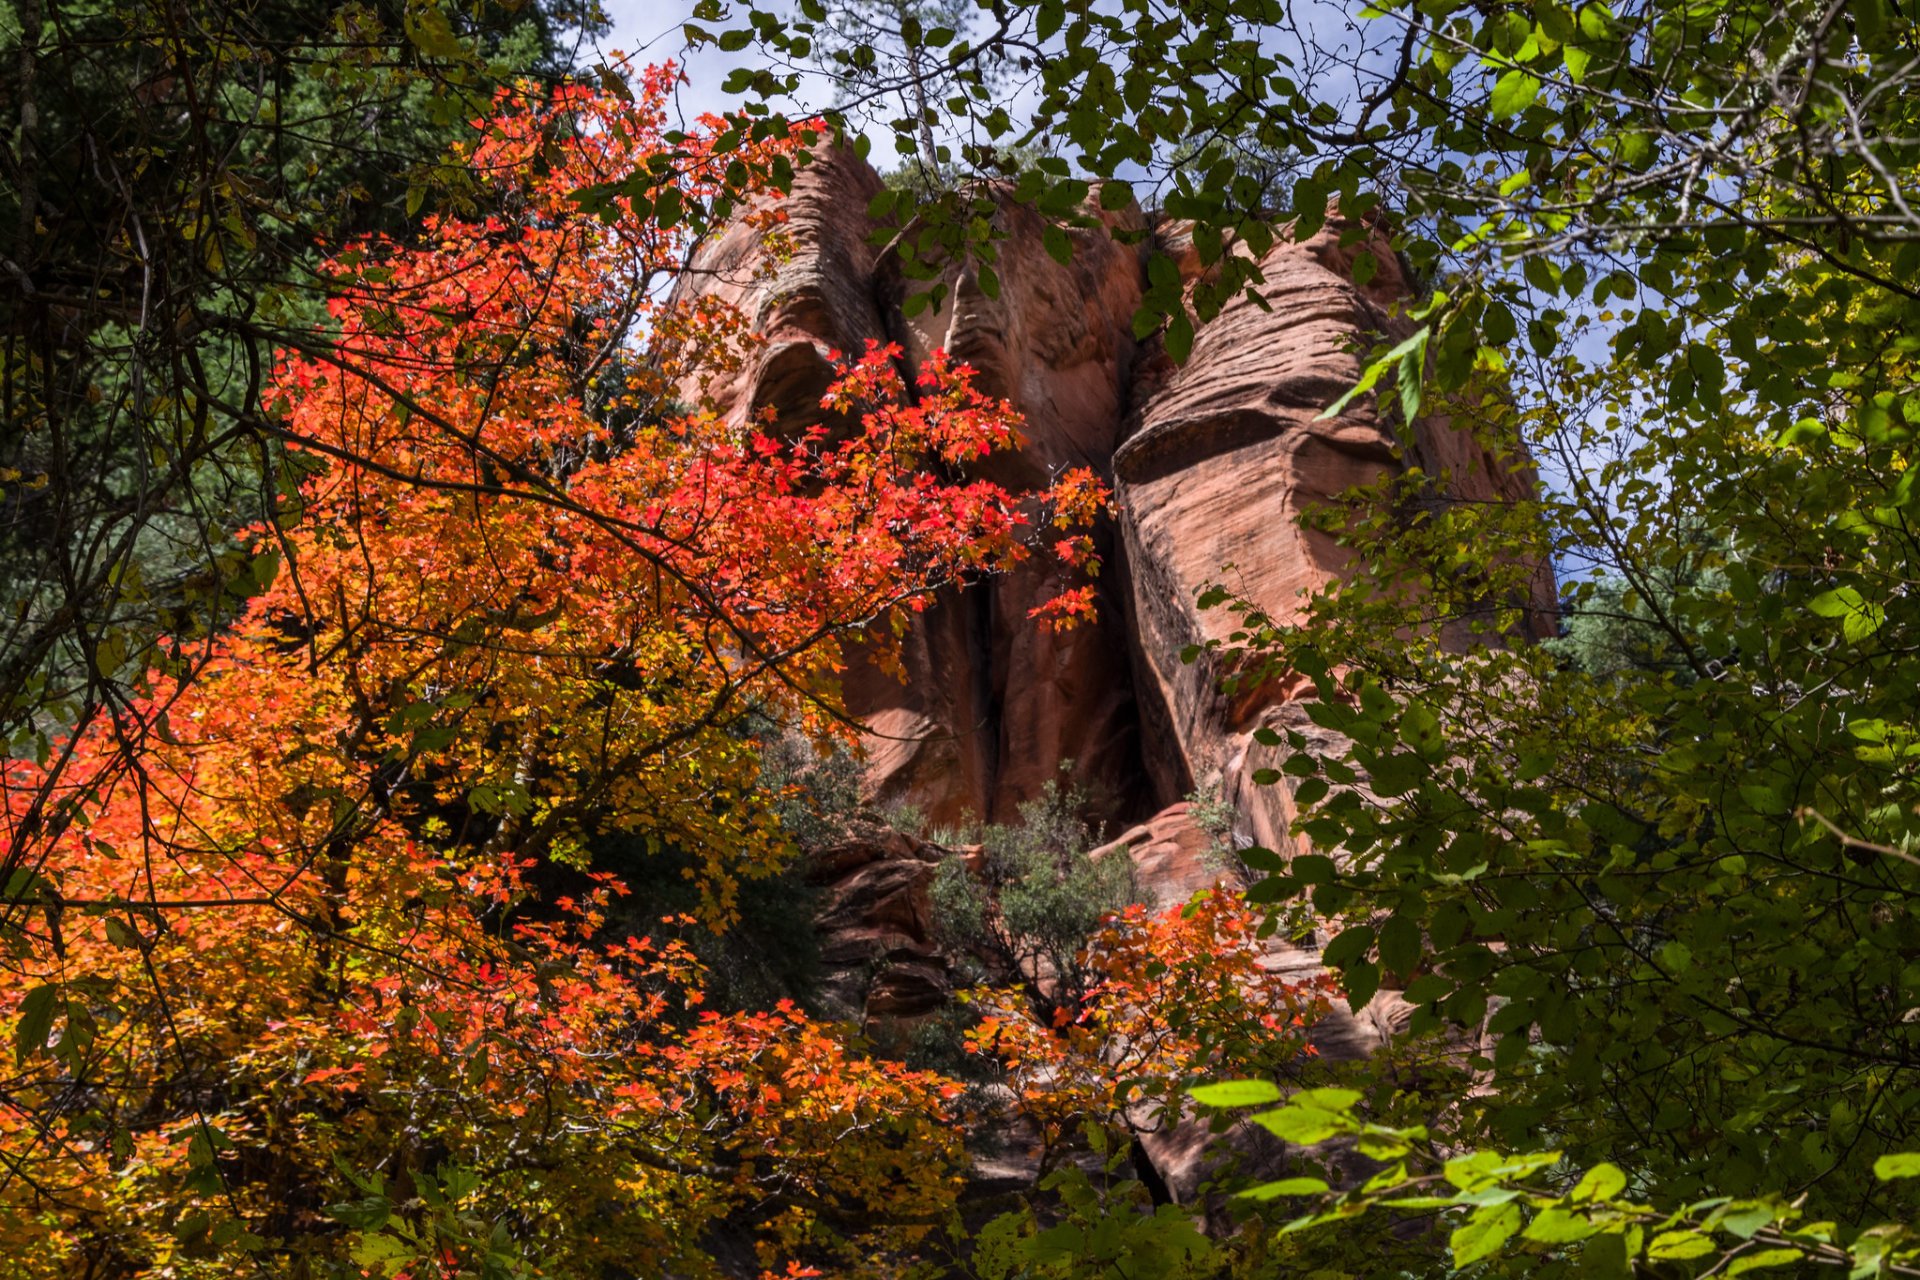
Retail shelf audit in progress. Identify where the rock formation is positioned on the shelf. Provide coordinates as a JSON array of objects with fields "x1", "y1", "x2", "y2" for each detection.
[
  {"x1": 805, "y1": 827, "x2": 949, "y2": 1021},
  {"x1": 679, "y1": 148, "x2": 1553, "y2": 1067}
]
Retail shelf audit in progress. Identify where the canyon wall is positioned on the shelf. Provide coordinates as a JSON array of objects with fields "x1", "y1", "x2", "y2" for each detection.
[{"x1": 679, "y1": 148, "x2": 1553, "y2": 1078}]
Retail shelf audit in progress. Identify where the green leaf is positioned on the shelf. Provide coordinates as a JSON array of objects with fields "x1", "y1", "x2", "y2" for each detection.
[
  {"x1": 1489, "y1": 70, "x2": 1542, "y2": 119},
  {"x1": 14, "y1": 985, "x2": 57, "y2": 1064},
  {"x1": 653, "y1": 186, "x2": 684, "y2": 230},
  {"x1": 1378, "y1": 914, "x2": 1421, "y2": 974},
  {"x1": 1042, "y1": 224, "x2": 1073, "y2": 266},
  {"x1": 1399, "y1": 700, "x2": 1444, "y2": 757},
  {"x1": 1252, "y1": 1097, "x2": 1354, "y2": 1145},
  {"x1": 1190, "y1": 1079, "x2": 1282, "y2": 1108},
  {"x1": 352, "y1": 1233, "x2": 414, "y2": 1267},
  {"x1": 1343, "y1": 960, "x2": 1381, "y2": 1011},
  {"x1": 326, "y1": 1195, "x2": 393, "y2": 1232},
  {"x1": 1238, "y1": 845, "x2": 1286, "y2": 873},
  {"x1": 403, "y1": 4, "x2": 467, "y2": 61},
  {"x1": 1447, "y1": 1151, "x2": 1562, "y2": 1189},
  {"x1": 1647, "y1": 1230, "x2": 1715, "y2": 1261},
  {"x1": 1525, "y1": 1207, "x2": 1597, "y2": 1243},
  {"x1": 1164, "y1": 312, "x2": 1195, "y2": 364},
  {"x1": 1844, "y1": 598, "x2": 1887, "y2": 643},
  {"x1": 1582, "y1": 1231, "x2": 1632, "y2": 1280},
  {"x1": 1873, "y1": 1152, "x2": 1920, "y2": 1180},
  {"x1": 1324, "y1": 925, "x2": 1375, "y2": 968},
  {"x1": 1719, "y1": 1204, "x2": 1774, "y2": 1238},
  {"x1": 1253, "y1": 1108, "x2": 1344, "y2": 1145},
  {"x1": 1292, "y1": 1087, "x2": 1363, "y2": 1111},
  {"x1": 1571, "y1": 1163, "x2": 1627, "y2": 1203},
  {"x1": 1320, "y1": 328, "x2": 1428, "y2": 420},
  {"x1": 1658, "y1": 941, "x2": 1692, "y2": 973},
  {"x1": 1241, "y1": 1176, "x2": 1331, "y2": 1199},
  {"x1": 1036, "y1": 0, "x2": 1064, "y2": 41},
  {"x1": 1728, "y1": 1249, "x2": 1809, "y2": 1275},
  {"x1": 1451, "y1": 1201, "x2": 1522, "y2": 1265},
  {"x1": 1808, "y1": 586, "x2": 1863, "y2": 617}
]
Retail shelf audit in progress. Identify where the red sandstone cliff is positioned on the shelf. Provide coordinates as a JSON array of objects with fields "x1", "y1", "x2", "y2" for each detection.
[{"x1": 677, "y1": 148, "x2": 1553, "y2": 1082}]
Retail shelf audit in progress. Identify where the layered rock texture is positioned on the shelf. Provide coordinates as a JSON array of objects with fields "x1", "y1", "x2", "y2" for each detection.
[
  {"x1": 804, "y1": 827, "x2": 949, "y2": 1021},
  {"x1": 681, "y1": 149, "x2": 1551, "y2": 1066}
]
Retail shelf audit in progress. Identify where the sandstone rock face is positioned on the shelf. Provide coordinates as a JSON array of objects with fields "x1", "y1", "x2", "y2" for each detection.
[
  {"x1": 806, "y1": 829, "x2": 949, "y2": 1021},
  {"x1": 686, "y1": 150, "x2": 1548, "y2": 1066},
  {"x1": 676, "y1": 144, "x2": 888, "y2": 435},
  {"x1": 684, "y1": 160, "x2": 1154, "y2": 826},
  {"x1": 1116, "y1": 228, "x2": 1405, "y2": 810},
  {"x1": 1116, "y1": 222, "x2": 1554, "y2": 851},
  {"x1": 882, "y1": 191, "x2": 1151, "y2": 825}
]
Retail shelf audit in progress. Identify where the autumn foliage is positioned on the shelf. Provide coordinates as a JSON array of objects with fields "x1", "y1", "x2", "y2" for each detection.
[
  {"x1": 0, "y1": 67, "x2": 1111, "y2": 1277},
  {"x1": 962, "y1": 890, "x2": 1333, "y2": 1161}
]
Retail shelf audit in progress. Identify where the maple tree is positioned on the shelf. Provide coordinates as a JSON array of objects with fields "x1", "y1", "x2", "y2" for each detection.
[
  {"x1": 0, "y1": 0, "x2": 592, "y2": 854},
  {"x1": 0, "y1": 66, "x2": 1107, "y2": 1277},
  {"x1": 961, "y1": 890, "x2": 1332, "y2": 1177}
]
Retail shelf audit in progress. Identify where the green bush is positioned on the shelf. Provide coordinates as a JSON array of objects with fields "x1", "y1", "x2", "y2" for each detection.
[{"x1": 930, "y1": 777, "x2": 1139, "y2": 1027}]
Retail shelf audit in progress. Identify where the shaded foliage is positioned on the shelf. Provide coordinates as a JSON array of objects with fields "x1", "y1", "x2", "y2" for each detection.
[{"x1": 0, "y1": 0, "x2": 595, "y2": 929}]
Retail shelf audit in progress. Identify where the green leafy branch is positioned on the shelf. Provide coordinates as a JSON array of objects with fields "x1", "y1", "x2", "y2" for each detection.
[
  {"x1": 1192, "y1": 1083, "x2": 1920, "y2": 1279},
  {"x1": 326, "y1": 1163, "x2": 534, "y2": 1280}
]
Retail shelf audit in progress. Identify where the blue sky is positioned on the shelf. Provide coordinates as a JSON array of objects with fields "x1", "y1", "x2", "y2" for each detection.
[
  {"x1": 592, "y1": 1, "x2": 899, "y2": 150},
  {"x1": 588, "y1": 0, "x2": 1402, "y2": 183}
]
